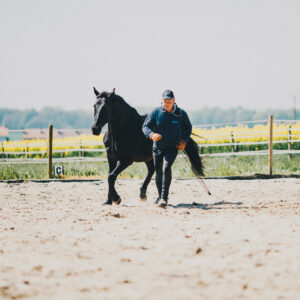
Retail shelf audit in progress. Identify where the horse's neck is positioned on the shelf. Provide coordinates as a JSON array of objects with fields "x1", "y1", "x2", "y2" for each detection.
[{"x1": 109, "y1": 103, "x2": 136, "y2": 135}]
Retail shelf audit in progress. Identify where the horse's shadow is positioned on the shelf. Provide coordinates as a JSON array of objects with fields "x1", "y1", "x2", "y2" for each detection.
[{"x1": 168, "y1": 200, "x2": 244, "y2": 210}]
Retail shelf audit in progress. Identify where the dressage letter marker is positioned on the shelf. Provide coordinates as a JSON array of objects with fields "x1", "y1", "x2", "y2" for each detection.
[{"x1": 54, "y1": 166, "x2": 64, "y2": 176}]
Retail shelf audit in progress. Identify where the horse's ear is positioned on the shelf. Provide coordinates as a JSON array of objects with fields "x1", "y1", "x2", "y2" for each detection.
[
  {"x1": 93, "y1": 87, "x2": 100, "y2": 96},
  {"x1": 108, "y1": 88, "x2": 116, "y2": 100}
]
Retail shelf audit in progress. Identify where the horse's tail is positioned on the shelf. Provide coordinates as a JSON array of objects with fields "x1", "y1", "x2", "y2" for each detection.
[{"x1": 184, "y1": 138, "x2": 204, "y2": 177}]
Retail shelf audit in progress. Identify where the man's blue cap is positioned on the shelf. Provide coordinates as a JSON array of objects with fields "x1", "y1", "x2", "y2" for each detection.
[{"x1": 162, "y1": 90, "x2": 174, "y2": 100}]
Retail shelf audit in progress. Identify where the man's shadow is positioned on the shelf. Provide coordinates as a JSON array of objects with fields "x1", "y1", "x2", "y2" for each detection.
[{"x1": 168, "y1": 200, "x2": 245, "y2": 210}]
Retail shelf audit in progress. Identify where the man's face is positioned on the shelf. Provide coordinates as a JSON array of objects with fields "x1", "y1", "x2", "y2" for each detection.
[{"x1": 163, "y1": 98, "x2": 175, "y2": 112}]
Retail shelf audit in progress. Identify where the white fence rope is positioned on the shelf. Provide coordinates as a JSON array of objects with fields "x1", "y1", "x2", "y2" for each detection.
[
  {"x1": 194, "y1": 119, "x2": 269, "y2": 128},
  {"x1": 2, "y1": 134, "x2": 300, "y2": 149}
]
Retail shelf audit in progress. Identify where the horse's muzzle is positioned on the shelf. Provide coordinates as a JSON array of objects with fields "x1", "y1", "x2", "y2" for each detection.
[{"x1": 92, "y1": 126, "x2": 102, "y2": 136}]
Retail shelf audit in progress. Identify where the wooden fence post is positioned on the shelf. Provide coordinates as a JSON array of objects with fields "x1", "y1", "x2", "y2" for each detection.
[
  {"x1": 79, "y1": 139, "x2": 82, "y2": 158},
  {"x1": 288, "y1": 125, "x2": 292, "y2": 162},
  {"x1": 268, "y1": 115, "x2": 273, "y2": 175},
  {"x1": 48, "y1": 124, "x2": 53, "y2": 178},
  {"x1": 230, "y1": 131, "x2": 235, "y2": 152},
  {"x1": 0, "y1": 142, "x2": 4, "y2": 159}
]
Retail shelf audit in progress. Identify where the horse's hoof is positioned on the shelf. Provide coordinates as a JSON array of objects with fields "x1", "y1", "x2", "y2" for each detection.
[
  {"x1": 103, "y1": 200, "x2": 112, "y2": 205},
  {"x1": 112, "y1": 196, "x2": 121, "y2": 205},
  {"x1": 140, "y1": 193, "x2": 147, "y2": 201},
  {"x1": 113, "y1": 198, "x2": 121, "y2": 205}
]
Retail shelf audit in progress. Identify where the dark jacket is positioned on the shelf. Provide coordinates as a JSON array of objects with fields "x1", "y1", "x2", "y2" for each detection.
[{"x1": 142, "y1": 106, "x2": 192, "y2": 150}]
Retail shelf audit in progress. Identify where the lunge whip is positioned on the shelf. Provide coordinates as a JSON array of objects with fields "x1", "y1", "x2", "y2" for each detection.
[
  {"x1": 191, "y1": 132, "x2": 208, "y2": 140},
  {"x1": 181, "y1": 150, "x2": 212, "y2": 196}
]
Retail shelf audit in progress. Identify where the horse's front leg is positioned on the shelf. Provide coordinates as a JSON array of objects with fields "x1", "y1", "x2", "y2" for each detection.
[
  {"x1": 140, "y1": 159, "x2": 155, "y2": 200},
  {"x1": 108, "y1": 158, "x2": 132, "y2": 205},
  {"x1": 103, "y1": 157, "x2": 117, "y2": 205}
]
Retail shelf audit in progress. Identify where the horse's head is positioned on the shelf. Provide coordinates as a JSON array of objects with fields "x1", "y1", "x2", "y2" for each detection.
[{"x1": 91, "y1": 87, "x2": 115, "y2": 135}]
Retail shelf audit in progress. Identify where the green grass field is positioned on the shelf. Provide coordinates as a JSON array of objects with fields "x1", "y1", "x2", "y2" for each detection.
[{"x1": 0, "y1": 154, "x2": 299, "y2": 180}]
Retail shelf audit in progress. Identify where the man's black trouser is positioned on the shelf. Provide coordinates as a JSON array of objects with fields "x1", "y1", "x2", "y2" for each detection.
[{"x1": 152, "y1": 147, "x2": 178, "y2": 200}]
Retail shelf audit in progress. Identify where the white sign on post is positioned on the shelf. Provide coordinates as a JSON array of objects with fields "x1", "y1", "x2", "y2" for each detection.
[{"x1": 54, "y1": 166, "x2": 64, "y2": 176}]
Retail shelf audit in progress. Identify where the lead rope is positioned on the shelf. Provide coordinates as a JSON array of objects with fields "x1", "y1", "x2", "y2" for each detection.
[{"x1": 160, "y1": 103, "x2": 182, "y2": 117}]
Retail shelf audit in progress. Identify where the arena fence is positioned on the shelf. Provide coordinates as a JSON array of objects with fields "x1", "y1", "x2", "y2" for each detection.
[{"x1": 0, "y1": 116, "x2": 299, "y2": 178}]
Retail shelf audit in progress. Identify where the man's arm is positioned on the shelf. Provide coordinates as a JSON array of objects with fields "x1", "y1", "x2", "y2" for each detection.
[
  {"x1": 142, "y1": 109, "x2": 162, "y2": 142},
  {"x1": 142, "y1": 110, "x2": 156, "y2": 138}
]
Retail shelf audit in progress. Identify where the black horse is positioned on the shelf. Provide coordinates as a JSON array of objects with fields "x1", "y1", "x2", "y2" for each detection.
[{"x1": 91, "y1": 87, "x2": 204, "y2": 205}]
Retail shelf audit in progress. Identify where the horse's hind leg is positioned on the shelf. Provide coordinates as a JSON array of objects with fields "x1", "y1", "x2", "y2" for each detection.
[
  {"x1": 140, "y1": 159, "x2": 155, "y2": 200},
  {"x1": 108, "y1": 158, "x2": 132, "y2": 205}
]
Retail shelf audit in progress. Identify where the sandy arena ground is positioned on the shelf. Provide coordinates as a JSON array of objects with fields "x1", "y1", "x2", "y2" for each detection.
[{"x1": 0, "y1": 178, "x2": 300, "y2": 300}]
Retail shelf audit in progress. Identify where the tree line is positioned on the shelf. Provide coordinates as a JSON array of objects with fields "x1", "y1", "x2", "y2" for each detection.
[
  {"x1": 189, "y1": 106, "x2": 298, "y2": 125},
  {"x1": 0, "y1": 106, "x2": 298, "y2": 129}
]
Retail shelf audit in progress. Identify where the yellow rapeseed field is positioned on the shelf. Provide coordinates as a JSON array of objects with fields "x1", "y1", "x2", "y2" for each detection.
[
  {"x1": 192, "y1": 123, "x2": 300, "y2": 144},
  {"x1": 0, "y1": 134, "x2": 104, "y2": 157}
]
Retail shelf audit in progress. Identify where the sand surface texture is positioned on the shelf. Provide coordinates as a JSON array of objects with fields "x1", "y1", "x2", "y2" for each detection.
[{"x1": 0, "y1": 178, "x2": 300, "y2": 300}]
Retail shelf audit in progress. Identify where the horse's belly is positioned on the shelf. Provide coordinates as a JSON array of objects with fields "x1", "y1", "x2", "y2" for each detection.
[{"x1": 133, "y1": 155, "x2": 153, "y2": 163}]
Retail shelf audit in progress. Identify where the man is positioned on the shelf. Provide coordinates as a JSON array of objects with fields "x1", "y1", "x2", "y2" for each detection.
[{"x1": 142, "y1": 90, "x2": 192, "y2": 208}]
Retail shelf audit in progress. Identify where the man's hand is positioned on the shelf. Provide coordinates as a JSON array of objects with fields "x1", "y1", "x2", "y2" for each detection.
[
  {"x1": 150, "y1": 132, "x2": 162, "y2": 142},
  {"x1": 176, "y1": 140, "x2": 186, "y2": 151}
]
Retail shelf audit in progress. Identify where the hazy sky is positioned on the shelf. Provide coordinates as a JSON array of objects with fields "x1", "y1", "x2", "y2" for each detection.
[{"x1": 0, "y1": 0, "x2": 299, "y2": 111}]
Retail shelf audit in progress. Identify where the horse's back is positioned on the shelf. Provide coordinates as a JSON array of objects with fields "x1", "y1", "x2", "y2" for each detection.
[{"x1": 133, "y1": 113, "x2": 152, "y2": 161}]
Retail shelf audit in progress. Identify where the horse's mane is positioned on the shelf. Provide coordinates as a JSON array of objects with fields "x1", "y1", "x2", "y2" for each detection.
[{"x1": 101, "y1": 91, "x2": 141, "y2": 118}]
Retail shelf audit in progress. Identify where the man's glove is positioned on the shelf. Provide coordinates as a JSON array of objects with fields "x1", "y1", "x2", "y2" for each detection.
[
  {"x1": 176, "y1": 140, "x2": 186, "y2": 151},
  {"x1": 150, "y1": 132, "x2": 162, "y2": 142}
]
